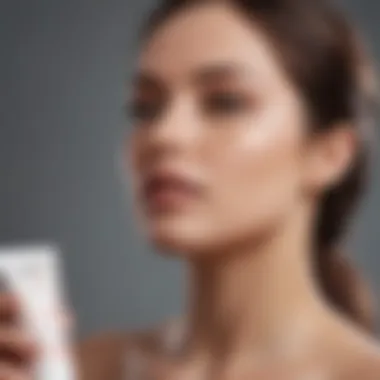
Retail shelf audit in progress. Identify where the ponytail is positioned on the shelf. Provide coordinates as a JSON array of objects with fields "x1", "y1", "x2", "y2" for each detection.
[
  {"x1": 316, "y1": 148, "x2": 375, "y2": 331},
  {"x1": 317, "y1": 251, "x2": 374, "y2": 331}
]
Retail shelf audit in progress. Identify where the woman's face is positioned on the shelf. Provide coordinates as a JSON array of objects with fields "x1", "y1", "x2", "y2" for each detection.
[{"x1": 126, "y1": 3, "x2": 319, "y2": 256}]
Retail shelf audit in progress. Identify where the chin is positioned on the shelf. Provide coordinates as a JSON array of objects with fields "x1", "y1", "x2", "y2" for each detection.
[{"x1": 146, "y1": 217, "x2": 216, "y2": 258}]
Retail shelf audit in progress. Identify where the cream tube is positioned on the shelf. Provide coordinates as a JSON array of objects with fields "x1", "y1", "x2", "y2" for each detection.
[{"x1": 0, "y1": 244, "x2": 77, "y2": 380}]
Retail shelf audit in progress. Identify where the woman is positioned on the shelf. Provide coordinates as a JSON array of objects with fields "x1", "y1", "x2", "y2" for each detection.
[{"x1": 1, "y1": 0, "x2": 380, "y2": 379}]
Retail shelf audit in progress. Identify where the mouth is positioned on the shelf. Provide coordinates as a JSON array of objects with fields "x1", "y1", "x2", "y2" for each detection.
[{"x1": 141, "y1": 169, "x2": 204, "y2": 212}]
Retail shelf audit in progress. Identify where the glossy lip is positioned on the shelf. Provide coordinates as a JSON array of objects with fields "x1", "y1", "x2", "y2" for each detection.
[{"x1": 141, "y1": 168, "x2": 205, "y2": 211}]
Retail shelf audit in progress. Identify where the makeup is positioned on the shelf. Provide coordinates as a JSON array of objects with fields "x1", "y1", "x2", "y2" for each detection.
[{"x1": 0, "y1": 244, "x2": 76, "y2": 380}]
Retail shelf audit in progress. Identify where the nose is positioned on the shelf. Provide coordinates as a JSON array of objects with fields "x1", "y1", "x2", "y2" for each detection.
[{"x1": 143, "y1": 95, "x2": 199, "y2": 158}]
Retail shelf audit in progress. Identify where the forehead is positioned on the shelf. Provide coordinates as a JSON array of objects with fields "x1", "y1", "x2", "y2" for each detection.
[{"x1": 138, "y1": 3, "x2": 286, "y2": 86}]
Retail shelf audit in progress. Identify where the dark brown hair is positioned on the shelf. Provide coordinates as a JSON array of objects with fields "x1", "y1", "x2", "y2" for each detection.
[{"x1": 140, "y1": 0, "x2": 378, "y2": 330}]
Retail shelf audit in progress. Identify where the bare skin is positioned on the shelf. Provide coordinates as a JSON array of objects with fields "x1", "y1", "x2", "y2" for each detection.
[
  {"x1": 74, "y1": 318, "x2": 380, "y2": 380},
  {"x1": 1, "y1": 2, "x2": 380, "y2": 380}
]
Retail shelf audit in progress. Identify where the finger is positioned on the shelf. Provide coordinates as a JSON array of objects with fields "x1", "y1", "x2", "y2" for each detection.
[
  {"x1": 0, "y1": 294, "x2": 21, "y2": 324},
  {"x1": 0, "y1": 363, "x2": 30, "y2": 380},
  {"x1": 0, "y1": 329, "x2": 38, "y2": 362}
]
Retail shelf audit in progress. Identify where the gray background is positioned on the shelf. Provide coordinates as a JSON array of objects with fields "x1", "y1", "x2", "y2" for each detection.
[{"x1": 0, "y1": 0, "x2": 379, "y2": 338}]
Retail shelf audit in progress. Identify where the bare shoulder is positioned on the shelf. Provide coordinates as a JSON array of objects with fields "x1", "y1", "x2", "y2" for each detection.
[
  {"x1": 75, "y1": 330, "x2": 130, "y2": 380},
  {"x1": 333, "y1": 327, "x2": 380, "y2": 380},
  {"x1": 75, "y1": 322, "x2": 170, "y2": 380},
  {"x1": 344, "y1": 343, "x2": 380, "y2": 380}
]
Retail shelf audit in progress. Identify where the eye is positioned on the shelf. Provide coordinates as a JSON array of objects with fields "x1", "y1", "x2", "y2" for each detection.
[
  {"x1": 126, "y1": 100, "x2": 163, "y2": 124},
  {"x1": 203, "y1": 92, "x2": 250, "y2": 115}
]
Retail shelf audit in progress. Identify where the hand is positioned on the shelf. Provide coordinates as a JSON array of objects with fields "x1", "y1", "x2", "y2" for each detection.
[{"x1": 0, "y1": 291, "x2": 38, "y2": 380}]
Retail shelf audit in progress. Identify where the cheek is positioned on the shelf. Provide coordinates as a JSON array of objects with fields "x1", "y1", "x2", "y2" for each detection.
[{"x1": 205, "y1": 108, "x2": 305, "y2": 242}]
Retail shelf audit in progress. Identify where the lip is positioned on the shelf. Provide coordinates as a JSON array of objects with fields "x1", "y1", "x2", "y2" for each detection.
[{"x1": 141, "y1": 169, "x2": 204, "y2": 211}]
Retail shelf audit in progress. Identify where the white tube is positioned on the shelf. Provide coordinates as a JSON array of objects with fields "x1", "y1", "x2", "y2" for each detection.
[{"x1": 0, "y1": 244, "x2": 77, "y2": 380}]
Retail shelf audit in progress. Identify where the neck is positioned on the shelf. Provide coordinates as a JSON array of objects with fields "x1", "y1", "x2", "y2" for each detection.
[{"x1": 183, "y1": 211, "x2": 328, "y2": 360}]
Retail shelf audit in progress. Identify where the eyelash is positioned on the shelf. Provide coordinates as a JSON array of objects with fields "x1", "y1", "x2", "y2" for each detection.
[
  {"x1": 128, "y1": 92, "x2": 249, "y2": 124},
  {"x1": 127, "y1": 102, "x2": 163, "y2": 123},
  {"x1": 203, "y1": 93, "x2": 249, "y2": 114}
]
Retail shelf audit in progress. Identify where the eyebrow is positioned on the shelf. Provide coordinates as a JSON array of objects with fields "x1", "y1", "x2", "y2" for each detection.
[
  {"x1": 132, "y1": 72, "x2": 166, "y2": 92},
  {"x1": 193, "y1": 63, "x2": 251, "y2": 84},
  {"x1": 132, "y1": 62, "x2": 251, "y2": 91}
]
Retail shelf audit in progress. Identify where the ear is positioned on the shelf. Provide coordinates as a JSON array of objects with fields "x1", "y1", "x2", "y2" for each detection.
[{"x1": 303, "y1": 125, "x2": 358, "y2": 195}]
